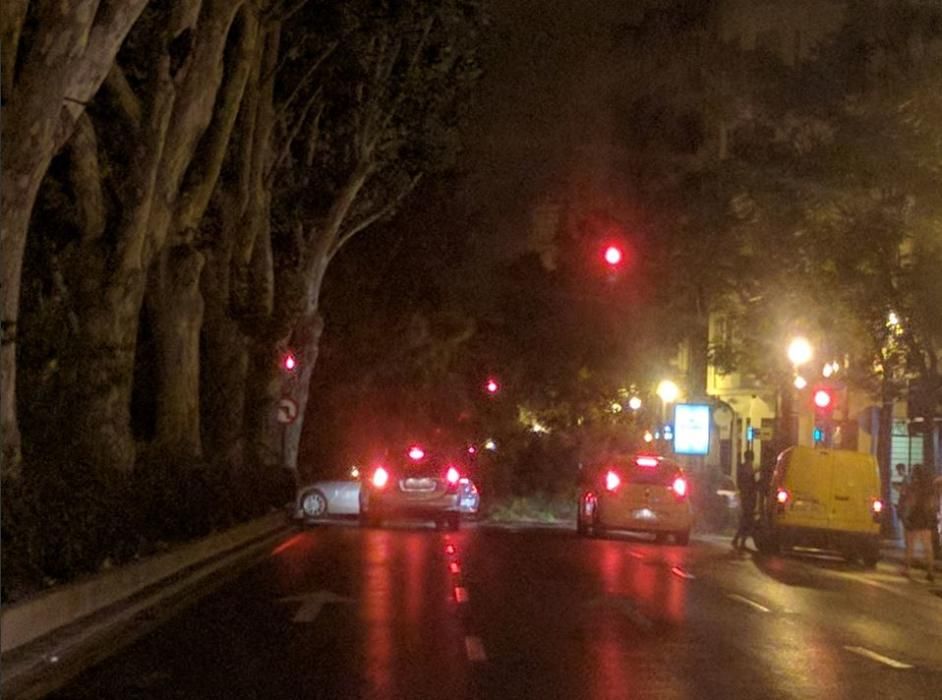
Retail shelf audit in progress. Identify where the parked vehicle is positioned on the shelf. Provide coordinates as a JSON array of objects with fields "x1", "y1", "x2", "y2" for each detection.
[
  {"x1": 754, "y1": 446, "x2": 882, "y2": 566},
  {"x1": 293, "y1": 467, "x2": 362, "y2": 523},
  {"x1": 577, "y1": 454, "x2": 693, "y2": 545}
]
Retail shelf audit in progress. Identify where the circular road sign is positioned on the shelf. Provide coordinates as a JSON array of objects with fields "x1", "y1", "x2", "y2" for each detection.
[{"x1": 277, "y1": 397, "x2": 299, "y2": 425}]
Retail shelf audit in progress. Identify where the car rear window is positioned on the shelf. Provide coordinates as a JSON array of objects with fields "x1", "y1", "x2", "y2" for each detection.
[{"x1": 596, "y1": 458, "x2": 681, "y2": 485}]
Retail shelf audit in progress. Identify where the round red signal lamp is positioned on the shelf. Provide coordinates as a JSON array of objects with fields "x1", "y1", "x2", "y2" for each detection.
[
  {"x1": 603, "y1": 245, "x2": 623, "y2": 267},
  {"x1": 813, "y1": 389, "x2": 832, "y2": 409},
  {"x1": 282, "y1": 352, "x2": 297, "y2": 372},
  {"x1": 485, "y1": 378, "x2": 500, "y2": 394}
]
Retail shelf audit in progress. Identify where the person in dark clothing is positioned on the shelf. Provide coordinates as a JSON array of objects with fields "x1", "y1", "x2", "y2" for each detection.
[
  {"x1": 899, "y1": 464, "x2": 937, "y2": 582},
  {"x1": 731, "y1": 450, "x2": 757, "y2": 552}
]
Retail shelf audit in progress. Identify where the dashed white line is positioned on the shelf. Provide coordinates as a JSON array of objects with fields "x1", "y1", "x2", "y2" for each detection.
[
  {"x1": 465, "y1": 636, "x2": 487, "y2": 662},
  {"x1": 454, "y1": 586, "x2": 469, "y2": 603},
  {"x1": 727, "y1": 593, "x2": 771, "y2": 613},
  {"x1": 844, "y1": 646, "x2": 913, "y2": 669}
]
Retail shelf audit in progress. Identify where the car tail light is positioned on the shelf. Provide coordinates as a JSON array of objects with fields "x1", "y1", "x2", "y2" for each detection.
[
  {"x1": 775, "y1": 489, "x2": 789, "y2": 504},
  {"x1": 605, "y1": 470, "x2": 621, "y2": 492},
  {"x1": 372, "y1": 466, "x2": 389, "y2": 489},
  {"x1": 636, "y1": 456, "x2": 658, "y2": 468},
  {"x1": 871, "y1": 498, "x2": 883, "y2": 514},
  {"x1": 446, "y1": 466, "x2": 461, "y2": 484},
  {"x1": 671, "y1": 476, "x2": 688, "y2": 498}
]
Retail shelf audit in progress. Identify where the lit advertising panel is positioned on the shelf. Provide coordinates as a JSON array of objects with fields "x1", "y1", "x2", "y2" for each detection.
[{"x1": 673, "y1": 404, "x2": 710, "y2": 455}]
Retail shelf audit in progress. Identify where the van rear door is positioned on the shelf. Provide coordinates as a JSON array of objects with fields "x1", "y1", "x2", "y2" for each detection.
[
  {"x1": 828, "y1": 453, "x2": 877, "y2": 533},
  {"x1": 779, "y1": 448, "x2": 831, "y2": 529}
]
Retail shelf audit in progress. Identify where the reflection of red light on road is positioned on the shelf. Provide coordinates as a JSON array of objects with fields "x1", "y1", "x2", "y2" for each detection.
[
  {"x1": 445, "y1": 544, "x2": 456, "y2": 555},
  {"x1": 271, "y1": 534, "x2": 304, "y2": 555},
  {"x1": 362, "y1": 530, "x2": 394, "y2": 697},
  {"x1": 449, "y1": 561, "x2": 461, "y2": 574}
]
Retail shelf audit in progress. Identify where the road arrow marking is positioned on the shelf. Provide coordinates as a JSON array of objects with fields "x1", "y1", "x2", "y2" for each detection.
[
  {"x1": 279, "y1": 590, "x2": 354, "y2": 623},
  {"x1": 844, "y1": 646, "x2": 913, "y2": 669},
  {"x1": 465, "y1": 636, "x2": 487, "y2": 662}
]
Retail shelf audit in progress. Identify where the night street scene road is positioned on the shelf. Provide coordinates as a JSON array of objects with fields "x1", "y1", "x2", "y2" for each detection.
[{"x1": 2, "y1": 1, "x2": 942, "y2": 699}]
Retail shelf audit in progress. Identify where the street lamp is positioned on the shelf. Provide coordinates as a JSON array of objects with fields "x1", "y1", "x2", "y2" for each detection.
[
  {"x1": 793, "y1": 375, "x2": 807, "y2": 390},
  {"x1": 656, "y1": 380, "x2": 679, "y2": 404},
  {"x1": 628, "y1": 396, "x2": 642, "y2": 411},
  {"x1": 787, "y1": 337, "x2": 813, "y2": 367}
]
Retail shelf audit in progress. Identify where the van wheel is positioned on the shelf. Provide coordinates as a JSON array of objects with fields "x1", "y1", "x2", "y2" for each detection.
[
  {"x1": 674, "y1": 530, "x2": 690, "y2": 546},
  {"x1": 860, "y1": 542, "x2": 879, "y2": 568}
]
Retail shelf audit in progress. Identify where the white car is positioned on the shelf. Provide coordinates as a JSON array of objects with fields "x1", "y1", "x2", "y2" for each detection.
[{"x1": 294, "y1": 468, "x2": 362, "y2": 522}]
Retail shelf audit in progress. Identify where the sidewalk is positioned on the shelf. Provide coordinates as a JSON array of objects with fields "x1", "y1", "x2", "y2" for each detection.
[{"x1": 880, "y1": 537, "x2": 942, "y2": 573}]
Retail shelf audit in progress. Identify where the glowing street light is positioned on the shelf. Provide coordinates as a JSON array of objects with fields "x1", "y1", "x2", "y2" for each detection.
[
  {"x1": 656, "y1": 380, "x2": 680, "y2": 404},
  {"x1": 793, "y1": 375, "x2": 808, "y2": 390},
  {"x1": 628, "y1": 396, "x2": 642, "y2": 411},
  {"x1": 787, "y1": 337, "x2": 813, "y2": 367}
]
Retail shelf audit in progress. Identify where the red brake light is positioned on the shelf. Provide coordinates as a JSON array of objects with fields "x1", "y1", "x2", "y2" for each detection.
[
  {"x1": 776, "y1": 489, "x2": 789, "y2": 504},
  {"x1": 372, "y1": 467, "x2": 389, "y2": 489},
  {"x1": 672, "y1": 477, "x2": 688, "y2": 498},
  {"x1": 636, "y1": 456, "x2": 658, "y2": 468},
  {"x1": 872, "y1": 499, "x2": 883, "y2": 514},
  {"x1": 605, "y1": 470, "x2": 621, "y2": 492},
  {"x1": 446, "y1": 466, "x2": 460, "y2": 485}
]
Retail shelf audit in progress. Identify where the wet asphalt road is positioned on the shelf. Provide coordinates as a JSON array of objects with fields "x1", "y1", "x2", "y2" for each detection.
[{"x1": 53, "y1": 521, "x2": 942, "y2": 700}]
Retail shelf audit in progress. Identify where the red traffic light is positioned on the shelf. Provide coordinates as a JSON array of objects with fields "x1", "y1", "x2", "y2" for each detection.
[
  {"x1": 485, "y1": 378, "x2": 500, "y2": 395},
  {"x1": 813, "y1": 389, "x2": 832, "y2": 409},
  {"x1": 281, "y1": 351, "x2": 297, "y2": 372},
  {"x1": 603, "y1": 245, "x2": 624, "y2": 267}
]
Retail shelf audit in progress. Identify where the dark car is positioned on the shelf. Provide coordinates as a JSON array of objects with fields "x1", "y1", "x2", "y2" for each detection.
[{"x1": 359, "y1": 448, "x2": 466, "y2": 530}]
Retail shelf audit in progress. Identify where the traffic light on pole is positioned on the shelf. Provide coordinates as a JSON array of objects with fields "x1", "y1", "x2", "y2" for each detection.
[
  {"x1": 812, "y1": 386, "x2": 834, "y2": 446},
  {"x1": 484, "y1": 377, "x2": 500, "y2": 396},
  {"x1": 603, "y1": 244, "x2": 624, "y2": 269}
]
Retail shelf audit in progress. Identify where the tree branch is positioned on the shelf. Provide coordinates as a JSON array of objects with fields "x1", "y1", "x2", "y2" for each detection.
[
  {"x1": 328, "y1": 174, "x2": 422, "y2": 262},
  {"x1": 175, "y1": 5, "x2": 259, "y2": 232},
  {"x1": 67, "y1": 113, "x2": 107, "y2": 243},
  {"x1": 103, "y1": 64, "x2": 143, "y2": 129}
]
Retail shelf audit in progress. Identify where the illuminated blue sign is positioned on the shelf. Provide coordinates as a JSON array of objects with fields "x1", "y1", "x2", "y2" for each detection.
[{"x1": 673, "y1": 404, "x2": 710, "y2": 455}]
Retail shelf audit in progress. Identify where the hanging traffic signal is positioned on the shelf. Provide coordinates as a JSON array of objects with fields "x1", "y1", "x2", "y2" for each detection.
[
  {"x1": 603, "y1": 244, "x2": 624, "y2": 268},
  {"x1": 813, "y1": 388, "x2": 832, "y2": 411}
]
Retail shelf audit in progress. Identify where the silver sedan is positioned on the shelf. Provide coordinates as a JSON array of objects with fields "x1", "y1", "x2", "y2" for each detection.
[{"x1": 294, "y1": 468, "x2": 362, "y2": 522}]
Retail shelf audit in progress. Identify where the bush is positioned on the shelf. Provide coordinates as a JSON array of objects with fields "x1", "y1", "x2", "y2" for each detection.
[{"x1": 1, "y1": 447, "x2": 284, "y2": 604}]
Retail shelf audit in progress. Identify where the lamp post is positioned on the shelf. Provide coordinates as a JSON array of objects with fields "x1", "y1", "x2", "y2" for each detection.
[
  {"x1": 784, "y1": 337, "x2": 813, "y2": 446},
  {"x1": 656, "y1": 380, "x2": 680, "y2": 448}
]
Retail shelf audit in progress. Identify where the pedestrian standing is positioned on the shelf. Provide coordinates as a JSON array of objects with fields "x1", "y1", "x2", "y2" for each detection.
[
  {"x1": 731, "y1": 450, "x2": 757, "y2": 552},
  {"x1": 899, "y1": 464, "x2": 938, "y2": 582}
]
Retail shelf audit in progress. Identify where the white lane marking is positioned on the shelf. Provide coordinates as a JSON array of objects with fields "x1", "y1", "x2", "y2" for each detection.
[
  {"x1": 727, "y1": 593, "x2": 771, "y2": 613},
  {"x1": 449, "y1": 561, "x2": 461, "y2": 574},
  {"x1": 465, "y1": 636, "x2": 487, "y2": 662},
  {"x1": 454, "y1": 586, "x2": 469, "y2": 603},
  {"x1": 844, "y1": 646, "x2": 913, "y2": 669},
  {"x1": 671, "y1": 566, "x2": 696, "y2": 580}
]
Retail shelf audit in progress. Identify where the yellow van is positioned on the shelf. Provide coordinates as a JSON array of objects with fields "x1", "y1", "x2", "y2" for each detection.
[{"x1": 755, "y1": 446, "x2": 883, "y2": 566}]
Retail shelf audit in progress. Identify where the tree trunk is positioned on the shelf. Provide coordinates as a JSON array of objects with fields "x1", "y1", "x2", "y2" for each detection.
[
  {"x1": 201, "y1": 232, "x2": 248, "y2": 464},
  {"x1": 0, "y1": 0, "x2": 149, "y2": 475},
  {"x1": 281, "y1": 309, "x2": 325, "y2": 473},
  {"x1": 68, "y1": 267, "x2": 149, "y2": 472},
  {"x1": 148, "y1": 242, "x2": 206, "y2": 459}
]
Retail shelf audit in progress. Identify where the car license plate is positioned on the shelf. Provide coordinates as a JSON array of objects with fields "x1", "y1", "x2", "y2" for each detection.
[
  {"x1": 634, "y1": 508, "x2": 656, "y2": 521},
  {"x1": 403, "y1": 478, "x2": 435, "y2": 491}
]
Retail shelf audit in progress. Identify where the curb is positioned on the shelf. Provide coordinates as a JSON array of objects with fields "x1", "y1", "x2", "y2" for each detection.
[{"x1": 1, "y1": 512, "x2": 291, "y2": 699}]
